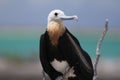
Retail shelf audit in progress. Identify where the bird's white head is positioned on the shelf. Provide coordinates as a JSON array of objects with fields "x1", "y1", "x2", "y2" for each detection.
[{"x1": 48, "y1": 9, "x2": 78, "y2": 23}]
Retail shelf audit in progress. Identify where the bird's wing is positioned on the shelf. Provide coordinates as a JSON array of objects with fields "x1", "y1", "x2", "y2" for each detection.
[
  {"x1": 66, "y1": 29, "x2": 93, "y2": 73},
  {"x1": 40, "y1": 32, "x2": 62, "y2": 79}
]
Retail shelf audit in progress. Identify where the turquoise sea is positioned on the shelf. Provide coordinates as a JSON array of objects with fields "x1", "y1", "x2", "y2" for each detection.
[{"x1": 0, "y1": 26, "x2": 120, "y2": 59}]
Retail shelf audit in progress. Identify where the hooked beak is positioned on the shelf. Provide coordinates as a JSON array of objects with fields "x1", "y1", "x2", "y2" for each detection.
[{"x1": 59, "y1": 15, "x2": 78, "y2": 21}]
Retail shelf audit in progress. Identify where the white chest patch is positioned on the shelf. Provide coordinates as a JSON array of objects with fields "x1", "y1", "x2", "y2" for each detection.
[{"x1": 51, "y1": 59, "x2": 69, "y2": 74}]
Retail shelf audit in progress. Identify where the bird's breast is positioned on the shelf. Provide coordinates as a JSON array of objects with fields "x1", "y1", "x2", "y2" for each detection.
[{"x1": 50, "y1": 59, "x2": 69, "y2": 74}]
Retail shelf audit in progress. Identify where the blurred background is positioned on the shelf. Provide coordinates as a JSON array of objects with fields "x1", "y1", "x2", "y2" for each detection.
[{"x1": 0, "y1": 0, "x2": 120, "y2": 80}]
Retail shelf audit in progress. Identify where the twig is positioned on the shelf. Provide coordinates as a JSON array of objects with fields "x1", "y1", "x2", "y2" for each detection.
[{"x1": 93, "y1": 19, "x2": 109, "y2": 80}]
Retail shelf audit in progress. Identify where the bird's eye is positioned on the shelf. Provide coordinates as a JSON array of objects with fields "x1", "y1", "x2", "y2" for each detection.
[{"x1": 54, "y1": 12, "x2": 58, "y2": 16}]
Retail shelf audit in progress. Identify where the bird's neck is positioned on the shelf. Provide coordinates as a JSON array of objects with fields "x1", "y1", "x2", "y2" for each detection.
[{"x1": 47, "y1": 21, "x2": 65, "y2": 45}]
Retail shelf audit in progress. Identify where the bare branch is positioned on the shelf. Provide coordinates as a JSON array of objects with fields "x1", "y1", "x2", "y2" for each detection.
[{"x1": 93, "y1": 19, "x2": 109, "y2": 80}]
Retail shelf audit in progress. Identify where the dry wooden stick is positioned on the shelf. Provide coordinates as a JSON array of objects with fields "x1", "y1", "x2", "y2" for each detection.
[{"x1": 93, "y1": 19, "x2": 109, "y2": 80}]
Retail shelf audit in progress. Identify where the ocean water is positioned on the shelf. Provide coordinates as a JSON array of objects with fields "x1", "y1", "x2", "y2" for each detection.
[{"x1": 0, "y1": 26, "x2": 120, "y2": 59}]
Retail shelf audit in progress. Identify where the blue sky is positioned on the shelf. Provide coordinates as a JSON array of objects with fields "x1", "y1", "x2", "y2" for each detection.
[
  {"x1": 0, "y1": 0, "x2": 120, "y2": 59},
  {"x1": 0, "y1": 0, "x2": 120, "y2": 27}
]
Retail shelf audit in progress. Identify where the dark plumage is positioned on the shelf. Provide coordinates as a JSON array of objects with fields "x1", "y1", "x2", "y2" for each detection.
[{"x1": 40, "y1": 9, "x2": 93, "y2": 80}]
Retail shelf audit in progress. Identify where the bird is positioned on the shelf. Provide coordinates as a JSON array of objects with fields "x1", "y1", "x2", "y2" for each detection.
[{"x1": 40, "y1": 9, "x2": 94, "y2": 80}]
